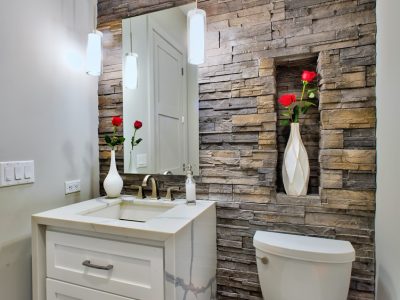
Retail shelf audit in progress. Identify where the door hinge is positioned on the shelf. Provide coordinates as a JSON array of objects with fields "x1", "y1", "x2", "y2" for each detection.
[{"x1": 181, "y1": 68, "x2": 184, "y2": 76}]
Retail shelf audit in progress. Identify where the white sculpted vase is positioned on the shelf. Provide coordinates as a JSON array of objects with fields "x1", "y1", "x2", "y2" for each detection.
[
  {"x1": 282, "y1": 123, "x2": 310, "y2": 196},
  {"x1": 103, "y1": 150, "x2": 123, "y2": 198}
]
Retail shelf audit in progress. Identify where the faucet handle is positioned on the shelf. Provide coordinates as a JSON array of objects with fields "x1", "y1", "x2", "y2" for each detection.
[
  {"x1": 130, "y1": 185, "x2": 145, "y2": 199},
  {"x1": 165, "y1": 187, "x2": 179, "y2": 201}
]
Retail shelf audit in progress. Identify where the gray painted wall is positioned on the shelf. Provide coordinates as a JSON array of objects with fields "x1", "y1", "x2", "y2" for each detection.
[
  {"x1": 0, "y1": 1, "x2": 99, "y2": 299},
  {"x1": 376, "y1": 0, "x2": 400, "y2": 299}
]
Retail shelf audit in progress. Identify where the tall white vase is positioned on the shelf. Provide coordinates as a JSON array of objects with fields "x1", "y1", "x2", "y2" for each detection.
[
  {"x1": 128, "y1": 149, "x2": 137, "y2": 173},
  {"x1": 103, "y1": 150, "x2": 123, "y2": 198},
  {"x1": 282, "y1": 123, "x2": 310, "y2": 196}
]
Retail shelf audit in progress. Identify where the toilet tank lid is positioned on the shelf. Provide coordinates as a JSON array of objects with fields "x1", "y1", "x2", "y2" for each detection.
[{"x1": 253, "y1": 231, "x2": 355, "y2": 263}]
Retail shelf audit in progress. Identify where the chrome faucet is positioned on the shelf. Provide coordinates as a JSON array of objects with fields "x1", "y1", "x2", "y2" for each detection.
[{"x1": 142, "y1": 175, "x2": 160, "y2": 200}]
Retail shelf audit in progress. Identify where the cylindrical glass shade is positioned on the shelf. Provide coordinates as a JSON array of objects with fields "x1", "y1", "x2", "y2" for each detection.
[
  {"x1": 187, "y1": 8, "x2": 206, "y2": 65},
  {"x1": 123, "y1": 53, "x2": 138, "y2": 90},
  {"x1": 86, "y1": 31, "x2": 103, "y2": 76}
]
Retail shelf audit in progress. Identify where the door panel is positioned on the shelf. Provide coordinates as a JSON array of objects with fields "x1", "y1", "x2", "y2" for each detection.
[
  {"x1": 158, "y1": 114, "x2": 182, "y2": 173},
  {"x1": 152, "y1": 29, "x2": 186, "y2": 174}
]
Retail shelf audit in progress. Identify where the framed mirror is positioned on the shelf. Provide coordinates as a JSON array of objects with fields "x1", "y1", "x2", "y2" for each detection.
[{"x1": 122, "y1": 3, "x2": 199, "y2": 176}]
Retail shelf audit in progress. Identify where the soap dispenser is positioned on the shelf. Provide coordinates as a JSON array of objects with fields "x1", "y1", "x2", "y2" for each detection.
[{"x1": 185, "y1": 164, "x2": 196, "y2": 205}]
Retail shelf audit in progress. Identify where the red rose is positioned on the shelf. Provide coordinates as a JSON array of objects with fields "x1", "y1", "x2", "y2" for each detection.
[
  {"x1": 278, "y1": 94, "x2": 296, "y2": 107},
  {"x1": 112, "y1": 116, "x2": 123, "y2": 127},
  {"x1": 134, "y1": 120, "x2": 142, "y2": 129},
  {"x1": 302, "y1": 70, "x2": 317, "y2": 83}
]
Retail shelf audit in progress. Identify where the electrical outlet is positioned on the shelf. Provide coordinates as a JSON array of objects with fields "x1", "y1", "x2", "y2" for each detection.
[{"x1": 65, "y1": 180, "x2": 81, "y2": 194}]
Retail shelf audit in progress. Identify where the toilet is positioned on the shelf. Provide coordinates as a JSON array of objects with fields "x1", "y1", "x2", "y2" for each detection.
[{"x1": 253, "y1": 231, "x2": 355, "y2": 300}]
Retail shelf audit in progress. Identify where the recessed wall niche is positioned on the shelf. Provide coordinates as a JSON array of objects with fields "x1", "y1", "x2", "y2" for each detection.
[{"x1": 276, "y1": 56, "x2": 320, "y2": 195}]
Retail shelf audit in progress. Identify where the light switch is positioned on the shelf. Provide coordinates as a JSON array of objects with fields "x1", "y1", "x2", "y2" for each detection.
[
  {"x1": 136, "y1": 154, "x2": 147, "y2": 168},
  {"x1": 0, "y1": 160, "x2": 34, "y2": 187},
  {"x1": 24, "y1": 165, "x2": 33, "y2": 179},
  {"x1": 15, "y1": 166, "x2": 23, "y2": 180},
  {"x1": 5, "y1": 167, "x2": 14, "y2": 181}
]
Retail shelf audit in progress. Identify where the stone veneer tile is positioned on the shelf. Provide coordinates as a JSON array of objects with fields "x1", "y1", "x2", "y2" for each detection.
[{"x1": 97, "y1": 0, "x2": 377, "y2": 298}]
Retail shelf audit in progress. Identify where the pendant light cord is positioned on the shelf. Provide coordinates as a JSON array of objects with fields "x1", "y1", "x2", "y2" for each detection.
[
  {"x1": 129, "y1": 20, "x2": 133, "y2": 54},
  {"x1": 93, "y1": 0, "x2": 97, "y2": 32}
]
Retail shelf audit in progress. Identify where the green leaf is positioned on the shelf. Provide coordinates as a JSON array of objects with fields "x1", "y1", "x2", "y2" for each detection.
[
  {"x1": 293, "y1": 105, "x2": 300, "y2": 123},
  {"x1": 301, "y1": 101, "x2": 316, "y2": 114},
  {"x1": 118, "y1": 136, "x2": 125, "y2": 144},
  {"x1": 280, "y1": 119, "x2": 290, "y2": 126},
  {"x1": 135, "y1": 138, "x2": 143, "y2": 145},
  {"x1": 308, "y1": 92, "x2": 315, "y2": 99},
  {"x1": 301, "y1": 101, "x2": 316, "y2": 108},
  {"x1": 281, "y1": 112, "x2": 291, "y2": 117},
  {"x1": 105, "y1": 135, "x2": 111, "y2": 144}
]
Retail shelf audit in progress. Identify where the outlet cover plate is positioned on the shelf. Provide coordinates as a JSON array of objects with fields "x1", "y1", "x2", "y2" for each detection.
[{"x1": 65, "y1": 180, "x2": 81, "y2": 194}]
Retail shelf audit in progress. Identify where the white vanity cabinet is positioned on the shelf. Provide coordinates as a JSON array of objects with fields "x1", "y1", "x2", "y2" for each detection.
[
  {"x1": 32, "y1": 198, "x2": 217, "y2": 300},
  {"x1": 47, "y1": 278, "x2": 134, "y2": 300},
  {"x1": 46, "y1": 231, "x2": 164, "y2": 300}
]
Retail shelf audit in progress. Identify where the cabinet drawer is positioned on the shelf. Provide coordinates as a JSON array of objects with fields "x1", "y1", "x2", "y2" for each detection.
[
  {"x1": 46, "y1": 231, "x2": 164, "y2": 300},
  {"x1": 47, "y1": 278, "x2": 133, "y2": 300}
]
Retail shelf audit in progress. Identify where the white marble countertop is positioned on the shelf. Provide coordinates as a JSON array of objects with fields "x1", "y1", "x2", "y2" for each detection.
[{"x1": 32, "y1": 196, "x2": 215, "y2": 241}]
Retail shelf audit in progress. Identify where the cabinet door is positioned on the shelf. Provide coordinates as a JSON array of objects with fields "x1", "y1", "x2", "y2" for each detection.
[
  {"x1": 46, "y1": 231, "x2": 164, "y2": 300},
  {"x1": 47, "y1": 278, "x2": 133, "y2": 300}
]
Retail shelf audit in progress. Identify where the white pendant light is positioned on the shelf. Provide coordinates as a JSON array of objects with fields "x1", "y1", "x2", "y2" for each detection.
[
  {"x1": 86, "y1": 31, "x2": 103, "y2": 76},
  {"x1": 86, "y1": 0, "x2": 102, "y2": 76},
  {"x1": 123, "y1": 28, "x2": 139, "y2": 90},
  {"x1": 187, "y1": 5, "x2": 206, "y2": 65},
  {"x1": 124, "y1": 52, "x2": 138, "y2": 90}
]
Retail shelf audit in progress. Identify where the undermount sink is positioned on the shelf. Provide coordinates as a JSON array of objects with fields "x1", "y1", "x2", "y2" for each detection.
[{"x1": 82, "y1": 199, "x2": 176, "y2": 223}]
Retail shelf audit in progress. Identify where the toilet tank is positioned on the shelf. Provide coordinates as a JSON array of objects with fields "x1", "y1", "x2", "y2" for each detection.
[{"x1": 253, "y1": 231, "x2": 355, "y2": 300}]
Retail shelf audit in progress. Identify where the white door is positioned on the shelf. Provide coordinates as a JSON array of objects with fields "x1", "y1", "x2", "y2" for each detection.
[{"x1": 152, "y1": 29, "x2": 186, "y2": 174}]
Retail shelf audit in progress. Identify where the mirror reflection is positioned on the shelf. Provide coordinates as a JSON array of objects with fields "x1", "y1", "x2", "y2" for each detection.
[{"x1": 122, "y1": 3, "x2": 199, "y2": 176}]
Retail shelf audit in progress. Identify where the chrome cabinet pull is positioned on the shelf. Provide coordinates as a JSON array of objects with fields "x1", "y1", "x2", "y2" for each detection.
[{"x1": 82, "y1": 260, "x2": 114, "y2": 270}]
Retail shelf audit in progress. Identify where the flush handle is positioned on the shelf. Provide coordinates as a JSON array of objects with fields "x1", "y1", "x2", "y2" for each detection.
[{"x1": 82, "y1": 260, "x2": 114, "y2": 271}]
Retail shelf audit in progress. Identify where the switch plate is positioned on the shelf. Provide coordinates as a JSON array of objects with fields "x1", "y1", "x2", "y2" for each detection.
[
  {"x1": 136, "y1": 154, "x2": 147, "y2": 168},
  {"x1": 65, "y1": 180, "x2": 81, "y2": 194},
  {"x1": 0, "y1": 161, "x2": 35, "y2": 187}
]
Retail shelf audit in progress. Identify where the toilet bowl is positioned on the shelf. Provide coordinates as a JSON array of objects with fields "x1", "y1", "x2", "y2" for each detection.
[{"x1": 253, "y1": 231, "x2": 355, "y2": 300}]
